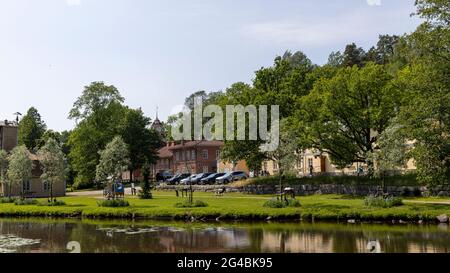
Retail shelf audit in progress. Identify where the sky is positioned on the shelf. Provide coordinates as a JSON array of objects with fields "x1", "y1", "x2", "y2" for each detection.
[{"x1": 0, "y1": 0, "x2": 422, "y2": 132}]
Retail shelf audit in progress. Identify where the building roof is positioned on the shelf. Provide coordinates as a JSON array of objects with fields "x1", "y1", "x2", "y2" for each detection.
[
  {"x1": 0, "y1": 120, "x2": 18, "y2": 127},
  {"x1": 168, "y1": 140, "x2": 224, "y2": 150},
  {"x1": 158, "y1": 146, "x2": 173, "y2": 159}
]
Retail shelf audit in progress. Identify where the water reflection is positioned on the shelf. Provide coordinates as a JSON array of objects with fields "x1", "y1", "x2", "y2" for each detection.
[{"x1": 0, "y1": 219, "x2": 449, "y2": 253}]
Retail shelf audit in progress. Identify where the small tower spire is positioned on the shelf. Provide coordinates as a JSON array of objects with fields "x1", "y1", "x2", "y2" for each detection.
[{"x1": 156, "y1": 106, "x2": 159, "y2": 120}]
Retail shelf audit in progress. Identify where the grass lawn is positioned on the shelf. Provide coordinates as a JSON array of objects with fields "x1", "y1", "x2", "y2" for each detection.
[{"x1": 1, "y1": 192, "x2": 450, "y2": 222}]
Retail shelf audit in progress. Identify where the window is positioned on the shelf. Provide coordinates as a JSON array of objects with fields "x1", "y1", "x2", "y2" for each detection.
[
  {"x1": 203, "y1": 166, "x2": 209, "y2": 173},
  {"x1": 185, "y1": 150, "x2": 190, "y2": 161},
  {"x1": 308, "y1": 158, "x2": 313, "y2": 167},
  {"x1": 23, "y1": 180, "x2": 31, "y2": 192},
  {"x1": 176, "y1": 151, "x2": 180, "y2": 161},
  {"x1": 202, "y1": 150, "x2": 208, "y2": 160},
  {"x1": 215, "y1": 150, "x2": 220, "y2": 160},
  {"x1": 43, "y1": 181, "x2": 50, "y2": 191},
  {"x1": 191, "y1": 150, "x2": 196, "y2": 160}
]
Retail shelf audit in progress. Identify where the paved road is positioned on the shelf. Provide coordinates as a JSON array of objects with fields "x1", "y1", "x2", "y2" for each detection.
[{"x1": 67, "y1": 187, "x2": 141, "y2": 197}]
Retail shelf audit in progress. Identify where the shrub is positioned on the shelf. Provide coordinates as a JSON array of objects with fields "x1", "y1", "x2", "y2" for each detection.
[
  {"x1": 175, "y1": 200, "x2": 208, "y2": 208},
  {"x1": 38, "y1": 199, "x2": 66, "y2": 206},
  {"x1": 14, "y1": 199, "x2": 38, "y2": 206},
  {"x1": 97, "y1": 199, "x2": 130, "y2": 207},
  {"x1": 0, "y1": 197, "x2": 17, "y2": 203},
  {"x1": 364, "y1": 195, "x2": 403, "y2": 208},
  {"x1": 263, "y1": 198, "x2": 301, "y2": 208}
]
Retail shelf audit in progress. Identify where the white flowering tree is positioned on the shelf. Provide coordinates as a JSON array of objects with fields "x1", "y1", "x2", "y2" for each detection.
[
  {"x1": 96, "y1": 136, "x2": 129, "y2": 198},
  {"x1": 7, "y1": 146, "x2": 33, "y2": 198},
  {"x1": 38, "y1": 138, "x2": 66, "y2": 201},
  {"x1": 0, "y1": 149, "x2": 9, "y2": 197}
]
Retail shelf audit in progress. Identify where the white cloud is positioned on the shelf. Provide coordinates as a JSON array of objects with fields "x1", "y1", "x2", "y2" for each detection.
[
  {"x1": 367, "y1": 0, "x2": 382, "y2": 6},
  {"x1": 66, "y1": 0, "x2": 81, "y2": 6},
  {"x1": 240, "y1": 9, "x2": 407, "y2": 48}
]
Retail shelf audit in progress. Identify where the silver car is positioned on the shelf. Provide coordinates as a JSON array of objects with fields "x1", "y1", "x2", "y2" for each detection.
[
  {"x1": 216, "y1": 171, "x2": 248, "y2": 184},
  {"x1": 180, "y1": 174, "x2": 197, "y2": 185}
]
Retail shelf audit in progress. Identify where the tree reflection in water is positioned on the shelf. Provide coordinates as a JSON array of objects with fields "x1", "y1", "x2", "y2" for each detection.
[{"x1": 0, "y1": 219, "x2": 449, "y2": 253}]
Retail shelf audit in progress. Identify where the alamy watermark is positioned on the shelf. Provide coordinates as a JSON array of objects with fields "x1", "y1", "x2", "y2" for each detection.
[{"x1": 171, "y1": 97, "x2": 280, "y2": 152}]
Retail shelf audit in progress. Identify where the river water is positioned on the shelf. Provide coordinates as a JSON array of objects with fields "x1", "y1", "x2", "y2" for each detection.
[{"x1": 0, "y1": 218, "x2": 449, "y2": 253}]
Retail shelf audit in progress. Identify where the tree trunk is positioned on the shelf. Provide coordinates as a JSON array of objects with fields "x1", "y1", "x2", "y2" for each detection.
[{"x1": 129, "y1": 169, "x2": 133, "y2": 184}]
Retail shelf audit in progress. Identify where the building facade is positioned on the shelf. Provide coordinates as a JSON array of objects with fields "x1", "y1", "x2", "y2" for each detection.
[
  {"x1": 0, "y1": 120, "x2": 19, "y2": 153},
  {"x1": 169, "y1": 140, "x2": 223, "y2": 174},
  {"x1": 0, "y1": 119, "x2": 66, "y2": 198},
  {"x1": 261, "y1": 148, "x2": 417, "y2": 177}
]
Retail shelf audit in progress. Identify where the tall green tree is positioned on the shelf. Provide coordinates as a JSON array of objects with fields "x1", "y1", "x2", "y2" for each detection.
[
  {"x1": 299, "y1": 63, "x2": 398, "y2": 174},
  {"x1": 120, "y1": 108, "x2": 162, "y2": 182},
  {"x1": 391, "y1": 0, "x2": 450, "y2": 185},
  {"x1": 37, "y1": 138, "x2": 66, "y2": 201},
  {"x1": 68, "y1": 82, "x2": 126, "y2": 189},
  {"x1": 7, "y1": 146, "x2": 33, "y2": 198},
  {"x1": 18, "y1": 107, "x2": 47, "y2": 152}
]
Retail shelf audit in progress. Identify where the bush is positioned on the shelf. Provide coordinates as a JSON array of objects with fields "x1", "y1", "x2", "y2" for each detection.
[
  {"x1": 38, "y1": 199, "x2": 66, "y2": 206},
  {"x1": 14, "y1": 199, "x2": 38, "y2": 206},
  {"x1": 97, "y1": 199, "x2": 130, "y2": 207},
  {"x1": 72, "y1": 177, "x2": 95, "y2": 190},
  {"x1": 175, "y1": 200, "x2": 208, "y2": 208},
  {"x1": 0, "y1": 197, "x2": 17, "y2": 203},
  {"x1": 364, "y1": 195, "x2": 403, "y2": 208},
  {"x1": 263, "y1": 198, "x2": 301, "y2": 208}
]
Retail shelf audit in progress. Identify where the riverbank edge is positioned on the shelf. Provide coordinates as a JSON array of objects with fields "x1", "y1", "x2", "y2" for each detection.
[{"x1": 0, "y1": 207, "x2": 445, "y2": 224}]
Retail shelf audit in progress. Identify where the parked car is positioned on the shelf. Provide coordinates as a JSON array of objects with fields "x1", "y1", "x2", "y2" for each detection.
[
  {"x1": 231, "y1": 171, "x2": 248, "y2": 181},
  {"x1": 216, "y1": 171, "x2": 248, "y2": 184},
  {"x1": 156, "y1": 171, "x2": 173, "y2": 182},
  {"x1": 200, "y1": 173, "x2": 226, "y2": 184},
  {"x1": 192, "y1": 173, "x2": 214, "y2": 184},
  {"x1": 167, "y1": 173, "x2": 190, "y2": 184},
  {"x1": 180, "y1": 174, "x2": 198, "y2": 185}
]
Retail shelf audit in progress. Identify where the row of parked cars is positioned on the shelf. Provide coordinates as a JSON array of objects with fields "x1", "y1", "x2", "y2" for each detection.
[{"x1": 164, "y1": 171, "x2": 248, "y2": 185}]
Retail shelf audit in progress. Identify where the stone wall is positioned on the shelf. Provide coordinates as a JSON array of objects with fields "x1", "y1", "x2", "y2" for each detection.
[{"x1": 156, "y1": 184, "x2": 450, "y2": 197}]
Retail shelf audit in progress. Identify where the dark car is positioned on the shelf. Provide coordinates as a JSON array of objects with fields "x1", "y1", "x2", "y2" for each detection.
[
  {"x1": 167, "y1": 173, "x2": 190, "y2": 184},
  {"x1": 200, "y1": 173, "x2": 226, "y2": 185},
  {"x1": 191, "y1": 173, "x2": 214, "y2": 184},
  {"x1": 156, "y1": 171, "x2": 173, "y2": 182}
]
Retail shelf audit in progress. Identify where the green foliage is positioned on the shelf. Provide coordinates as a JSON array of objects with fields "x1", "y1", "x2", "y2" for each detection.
[
  {"x1": 7, "y1": 146, "x2": 33, "y2": 198},
  {"x1": 38, "y1": 199, "x2": 66, "y2": 206},
  {"x1": 97, "y1": 199, "x2": 130, "y2": 207},
  {"x1": 299, "y1": 63, "x2": 397, "y2": 171},
  {"x1": 95, "y1": 136, "x2": 130, "y2": 183},
  {"x1": 0, "y1": 149, "x2": 8, "y2": 194},
  {"x1": 0, "y1": 197, "x2": 17, "y2": 203},
  {"x1": 139, "y1": 164, "x2": 153, "y2": 199},
  {"x1": 120, "y1": 108, "x2": 161, "y2": 181},
  {"x1": 18, "y1": 107, "x2": 47, "y2": 152},
  {"x1": 263, "y1": 198, "x2": 301, "y2": 208},
  {"x1": 38, "y1": 138, "x2": 66, "y2": 200},
  {"x1": 14, "y1": 199, "x2": 38, "y2": 206},
  {"x1": 364, "y1": 195, "x2": 404, "y2": 208},
  {"x1": 68, "y1": 82, "x2": 127, "y2": 188},
  {"x1": 175, "y1": 200, "x2": 208, "y2": 208}
]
